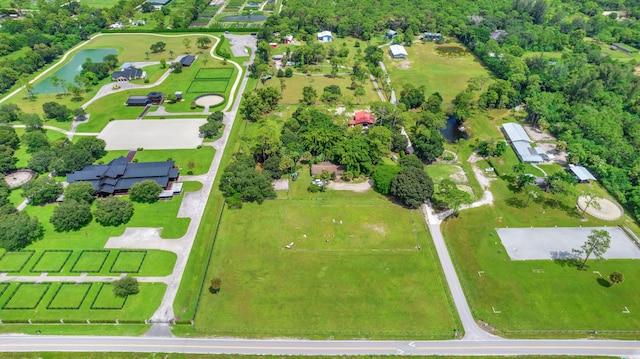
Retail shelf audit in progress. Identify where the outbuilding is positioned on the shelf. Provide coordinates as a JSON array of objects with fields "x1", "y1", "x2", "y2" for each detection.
[{"x1": 389, "y1": 44, "x2": 408, "y2": 59}]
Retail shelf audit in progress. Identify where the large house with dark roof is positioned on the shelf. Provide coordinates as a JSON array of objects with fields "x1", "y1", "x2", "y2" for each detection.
[
  {"x1": 111, "y1": 67, "x2": 145, "y2": 81},
  {"x1": 66, "y1": 157, "x2": 179, "y2": 195}
]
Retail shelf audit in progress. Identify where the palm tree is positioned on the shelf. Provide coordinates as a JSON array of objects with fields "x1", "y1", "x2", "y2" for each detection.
[
  {"x1": 169, "y1": 49, "x2": 174, "y2": 58},
  {"x1": 145, "y1": 51, "x2": 149, "y2": 60},
  {"x1": 279, "y1": 78, "x2": 286, "y2": 95}
]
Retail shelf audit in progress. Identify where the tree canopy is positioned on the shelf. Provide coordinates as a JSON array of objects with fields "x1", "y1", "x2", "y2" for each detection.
[
  {"x1": 94, "y1": 196, "x2": 134, "y2": 226},
  {"x1": 390, "y1": 167, "x2": 434, "y2": 208}
]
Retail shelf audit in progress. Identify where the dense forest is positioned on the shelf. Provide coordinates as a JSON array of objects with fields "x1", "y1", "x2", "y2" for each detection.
[{"x1": 256, "y1": 0, "x2": 640, "y2": 220}]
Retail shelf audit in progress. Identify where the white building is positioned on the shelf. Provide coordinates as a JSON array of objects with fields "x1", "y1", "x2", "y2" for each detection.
[
  {"x1": 389, "y1": 44, "x2": 408, "y2": 59},
  {"x1": 502, "y1": 122, "x2": 544, "y2": 163},
  {"x1": 317, "y1": 31, "x2": 333, "y2": 42}
]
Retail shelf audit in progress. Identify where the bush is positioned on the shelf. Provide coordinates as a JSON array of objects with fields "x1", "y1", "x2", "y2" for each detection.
[
  {"x1": 342, "y1": 171, "x2": 353, "y2": 181},
  {"x1": 372, "y1": 164, "x2": 402, "y2": 195},
  {"x1": 129, "y1": 180, "x2": 163, "y2": 203},
  {"x1": 64, "y1": 182, "x2": 95, "y2": 204},
  {"x1": 112, "y1": 276, "x2": 139, "y2": 297},
  {"x1": 22, "y1": 176, "x2": 63, "y2": 205},
  {"x1": 94, "y1": 197, "x2": 134, "y2": 226},
  {"x1": 190, "y1": 101, "x2": 197, "y2": 109},
  {"x1": 285, "y1": 68, "x2": 293, "y2": 78},
  {"x1": 307, "y1": 183, "x2": 322, "y2": 192}
]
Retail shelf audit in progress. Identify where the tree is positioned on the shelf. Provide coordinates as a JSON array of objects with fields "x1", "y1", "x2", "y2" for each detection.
[
  {"x1": 21, "y1": 113, "x2": 43, "y2": 132},
  {"x1": 301, "y1": 86, "x2": 317, "y2": 105},
  {"x1": 0, "y1": 127, "x2": 20, "y2": 149},
  {"x1": 112, "y1": 276, "x2": 139, "y2": 297},
  {"x1": 182, "y1": 38, "x2": 192, "y2": 52},
  {"x1": 219, "y1": 153, "x2": 276, "y2": 205},
  {"x1": 150, "y1": 41, "x2": 166, "y2": 53},
  {"x1": 74, "y1": 137, "x2": 106, "y2": 160},
  {"x1": 399, "y1": 84, "x2": 425, "y2": 109},
  {"x1": 196, "y1": 36, "x2": 212, "y2": 49},
  {"x1": 285, "y1": 67, "x2": 293, "y2": 78},
  {"x1": 28, "y1": 150, "x2": 55, "y2": 173},
  {"x1": 0, "y1": 103, "x2": 22, "y2": 123},
  {"x1": 21, "y1": 131, "x2": 49, "y2": 153},
  {"x1": 170, "y1": 62, "x2": 183, "y2": 73},
  {"x1": 399, "y1": 154, "x2": 424, "y2": 169},
  {"x1": 390, "y1": 167, "x2": 434, "y2": 208},
  {"x1": 94, "y1": 196, "x2": 134, "y2": 226},
  {"x1": 200, "y1": 120, "x2": 222, "y2": 139},
  {"x1": 432, "y1": 179, "x2": 472, "y2": 215},
  {"x1": 580, "y1": 191, "x2": 601, "y2": 219},
  {"x1": 391, "y1": 132, "x2": 408, "y2": 153},
  {"x1": 102, "y1": 54, "x2": 119, "y2": 71},
  {"x1": 22, "y1": 176, "x2": 63, "y2": 205},
  {"x1": 279, "y1": 78, "x2": 286, "y2": 95},
  {"x1": 42, "y1": 102, "x2": 71, "y2": 122},
  {"x1": 209, "y1": 277, "x2": 222, "y2": 294},
  {"x1": 64, "y1": 181, "x2": 95, "y2": 204},
  {"x1": 0, "y1": 145, "x2": 17, "y2": 174},
  {"x1": 572, "y1": 229, "x2": 611, "y2": 270},
  {"x1": 411, "y1": 125, "x2": 444, "y2": 162},
  {"x1": 130, "y1": 180, "x2": 163, "y2": 203},
  {"x1": 372, "y1": 164, "x2": 402, "y2": 195},
  {"x1": 50, "y1": 199, "x2": 92, "y2": 232},
  {"x1": 0, "y1": 212, "x2": 43, "y2": 250},
  {"x1": 609, "y1": 272, "x2": 624, "y2": 285}
]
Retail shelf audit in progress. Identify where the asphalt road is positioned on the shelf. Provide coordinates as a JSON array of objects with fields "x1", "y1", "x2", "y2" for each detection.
[{"x1": 0, "y1": 336, "x2": 639, "y2": 356}]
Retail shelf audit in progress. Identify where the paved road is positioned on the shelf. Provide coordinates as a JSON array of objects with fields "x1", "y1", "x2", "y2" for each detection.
[{"x1": 0, "y1": 336, "x2": 639, "y2": 356}]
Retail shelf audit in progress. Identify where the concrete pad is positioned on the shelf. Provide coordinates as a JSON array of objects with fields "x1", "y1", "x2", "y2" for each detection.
[
  {"x1": 496, "y1": 227, "x2": 640, "y2": 260},
  {"x1": 98, "y1": 119, "x2": 206, "y2": 150}
]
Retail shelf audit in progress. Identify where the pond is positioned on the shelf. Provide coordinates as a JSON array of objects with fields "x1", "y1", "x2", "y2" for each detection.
[
  {"x1": 219, "y1": 15, "x2": 267, "y2": 22},
  {"x1": 440, "y1": 115, "x2": 469, "y2": 143},
  {"x1": 435, "y1": 46, "x2": 467, "y2": 56},
  {"x1": 32, "y1": 48, "x2": 117, "y2": 94}
]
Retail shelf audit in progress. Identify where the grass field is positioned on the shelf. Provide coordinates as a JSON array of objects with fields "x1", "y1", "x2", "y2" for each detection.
[
  {"x1": 0, "y1": 282, "x2": 165, "y2": 321},
  {"x1": 188, "y1": 79, "x2": 229, "y2": 93},
  {"x1": 132, "y1": 147, "x2": 214, "y2": 175},
  {"x1": 261, "y1": 73, "x2": 380, "y2": 106},
  {"x1": 0, "y1": 251, "x2": 35, "y2": 272},
  {"x1": 30, "y1": 251, "x2": 73, "y2": 273},
  {"x1": 189, "y1": 168, "x2": 459, "y2": 339},
  {"x1": 70, "y1": 251, "x2": 110, "y2": 273},
  {"x1": 443, "y1": 177, "x2": 640, "y2": 337},
  {"x1": 78, "y1": 0, "x2": 118, "y2": 7},
  {"x1": 47, "y1": 283, "x2": 92, "y2": 309},
  {"x1": 0, "y1": 355, "x2": 620, "y2": 359},
  {"x1": 110, "y1": 251, "x2": 147, "y2": 273},
  {"x1": 384, "y1": 41, "x2": 492, "y2": 103}
]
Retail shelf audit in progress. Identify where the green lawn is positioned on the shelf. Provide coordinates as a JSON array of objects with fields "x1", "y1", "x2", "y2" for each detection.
[
  {"x1": 190, "y1": 173, "x2": 459, "y2": 339},
  {"x1": 70, "y1": 250, "x2": 110, "y2": 273},
  {"x1": 47, "y1": 283, "x2": 92, "y2": 309},
  {"x1": 13, "y1": 128, "x2": 68, "y2": 168},
  {"x1": 30, "y1": 250, "x2": 73, "y2": 273},
  {"x1": 443, "y1": 178, "x2": 640, "y2": 338},
  {"x1": 384, "y1": 41, "x2": 492, "y2": 103},
  {"x1": 133, "y1": 147, "x2": 214, "y2": 176},
  {"x1": 91, "y1": 283, "x2": 127, "y2": 309},
  {"x1": 426, "y1": 164, "x2": 462, "y2": 184},
  {"x1": 78, "y1": 0, "x2": 119, "y2": 7},
  {"x1": 110, "y1": 251, "x2": 146, "y2": 273},
  {"x1": 3, "y1": 283, "x2": 51, "y2": 309},
  {"x1": 0, "y1": 282, "x2": 165, "y2": 321},
  {"x1": 0, "y1": 251, "x2": 35, "y2": 272}
]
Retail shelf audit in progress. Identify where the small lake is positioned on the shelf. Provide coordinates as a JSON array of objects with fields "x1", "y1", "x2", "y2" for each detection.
[
  {"x1": 219, "y1": 15, "x2": 267, "y2": 22},
  {"x1": 32, "y1": 48, "x2": 117, "y2": 94},
  {"x1": 440, "y1": 116, "x2": 469, "y2": 143}
]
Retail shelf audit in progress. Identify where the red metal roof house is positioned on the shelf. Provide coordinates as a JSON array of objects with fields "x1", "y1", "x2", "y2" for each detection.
[{"x1": 349, "y1": 111, "x2": 376, "y2": 128}]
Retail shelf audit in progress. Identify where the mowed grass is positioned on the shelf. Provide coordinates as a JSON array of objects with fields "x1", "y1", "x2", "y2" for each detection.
[
  {"x1": 3, "y1": 283, "x2": 50, "y2": 309},
  {"x1": 263, "y1": 73, "x2": 380, "y2": 105},
  {"x1": 193, "y1": 191, "x2": 459, "y2": 339},
  {"x1": 133, "y1": 147, "x2": 214, "y2": 175},
  {"x1": 70, "y1": 251, "x2": 109, "y2": 272},
  {"x1": 30, "y1": 251, "x2": 72, "y2": 272},
  {"x1": 384, "y1": 41, "x2": 491, "y2": 103},
  {"x1": 443, "y1": 178, "x2": 640, "y2": 336},
  {"x1": 0, "y1": 282, "x2": 165, "y2": 321},
  {"x1": 0, "y1": 251, "x2": 35, "y2": 272},
  {"x1": 47, "y1": 283, "x2": 92, "y2": 309}
]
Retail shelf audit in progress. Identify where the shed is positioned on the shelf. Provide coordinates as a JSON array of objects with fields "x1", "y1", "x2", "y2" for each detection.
[
  {"x1": 569, "y1": 164, "x2": 596, "y2": 182},
  {"x1": 180, "y1": 55, "x2": 196, "y2": 67},
  {"x1": 613, "y1": 43, "x2": 635, "y2": 54},
  {"x1": 512, "y1": 141, "x2": 544, "y2": 163},
  {"x1": 386, "y1": 29, "x2": 398, "y2": 39},
  {"x1": 317, "y1": 31, "x2": 333, "y2": 43},
  {"x1": 490, "y1": 29, "x2": 508, "y2": 41},
  {"x1": 389, "y1": 44, "x2": 408, "y2": 59}
]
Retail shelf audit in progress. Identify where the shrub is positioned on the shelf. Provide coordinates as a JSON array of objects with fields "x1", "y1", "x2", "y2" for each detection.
[{"x1": 50, "y1": 200, "x2": 92, "y2": 232}]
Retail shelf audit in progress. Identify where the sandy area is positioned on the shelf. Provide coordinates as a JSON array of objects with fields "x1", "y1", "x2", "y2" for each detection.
[
  {"x1": 98, "y1": 119, "x2": 206, "y2": 150},
  {"x1": 577, "y1": 196, "x2": 624, "y2": 221},
  {"x1": 195, "y1": 95, "x2": 224, "y2": 107}
]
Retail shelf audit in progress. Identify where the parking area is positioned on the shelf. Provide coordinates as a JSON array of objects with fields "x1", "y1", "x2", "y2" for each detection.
[
  {"x1": 496, "y1": 227, "x2": 640, "y2": 260},
  {"x1": 98, "y1": 119, "x2": 206, "y2": 150}
]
